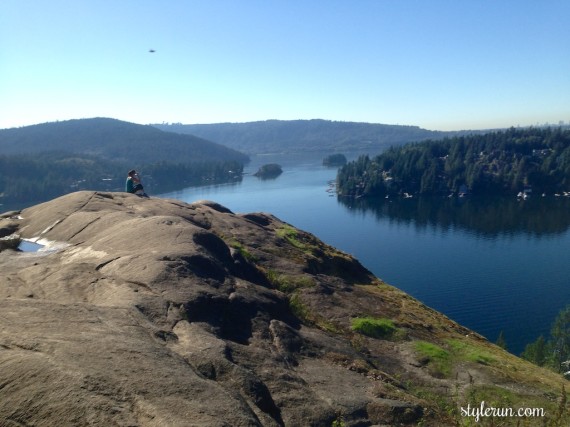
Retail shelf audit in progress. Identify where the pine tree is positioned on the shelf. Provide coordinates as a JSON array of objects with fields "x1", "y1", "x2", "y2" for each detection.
[{"x1": 495, "y1": 330, "x2": 508, "y2": 350}]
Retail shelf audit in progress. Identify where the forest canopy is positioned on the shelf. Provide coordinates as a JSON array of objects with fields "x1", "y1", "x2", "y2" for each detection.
[{"x1": 336, "y1": 127, "x2": 570, "y2": 198}]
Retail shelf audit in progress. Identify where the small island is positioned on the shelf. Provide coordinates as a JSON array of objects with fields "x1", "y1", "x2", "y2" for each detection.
[
  {"x1": 323, "y1": 153, "x2": 347, "y2": 167},
  {"x1": 253, "y1": 163, "x2": 283, "y2": 179}
]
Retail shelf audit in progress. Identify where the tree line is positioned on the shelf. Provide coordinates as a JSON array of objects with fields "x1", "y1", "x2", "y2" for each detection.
[
  {"x1": 522, "y1": 305, "x2": 570, "y2": 374},
  {"x1": 336, "y1": 127, "x2": 570, "y2": 197},
  {"x1": 0, "y1": 152, "x2": 243, "y2": 205}
]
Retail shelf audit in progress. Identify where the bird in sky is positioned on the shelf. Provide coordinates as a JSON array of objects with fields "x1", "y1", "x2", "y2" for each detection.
[{"x1": 148, "y1": 49, "x2": 155, "y2": 53}]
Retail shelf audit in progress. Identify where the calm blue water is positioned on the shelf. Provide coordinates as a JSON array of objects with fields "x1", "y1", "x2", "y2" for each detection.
[
  {"x1": 19, "y1": 240, "x2": 44, "y2": 252},
  {"x1": 160, "y1": 154, "x2": 570, "y2": 354}
]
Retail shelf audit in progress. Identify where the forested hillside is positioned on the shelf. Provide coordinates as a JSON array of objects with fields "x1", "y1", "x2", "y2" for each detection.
[
  {"x1": 0, "y1": 118, "x2": 248, "y2": 164},
  {"x1": 337, "y1": 127, "x2": 570, "y2": 198},
  {"x1": 0, "y1": 153, "x2": 243, "y2": 205},
  {"x1": 155, "y1": 119, "x2": 458, "y2": 154},
  {"x1": 0, "y1": 118, "x2": 247, "y2": 205}
]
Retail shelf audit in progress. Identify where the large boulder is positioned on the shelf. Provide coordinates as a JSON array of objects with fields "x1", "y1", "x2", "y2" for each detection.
[{"x1": 0, "y1": 191, "x2": 567, "y2": 426}]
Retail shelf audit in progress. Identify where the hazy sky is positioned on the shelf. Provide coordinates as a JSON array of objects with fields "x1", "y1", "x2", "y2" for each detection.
[{"x1": 2, "y1": 0, "x2": 569, "y2": 131}]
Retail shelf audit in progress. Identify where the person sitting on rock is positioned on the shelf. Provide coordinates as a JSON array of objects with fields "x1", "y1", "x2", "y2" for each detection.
[{"x1": 125, "y1": 170, "x2": 148, "y2": 197}]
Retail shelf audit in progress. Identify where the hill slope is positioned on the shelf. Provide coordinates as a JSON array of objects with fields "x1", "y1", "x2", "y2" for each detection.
[
  {"x1": 0, "y1": 118, "x2": 249, "y2": 164},
  {"x1": 0, "y1": 118, "x2": 248, "y2": 205},
  {"x1": 155, "y1": 119, "x2": 454, "y2": 154},
  {"x1": 0, "y1": 192, "x2": 568, "y2": 426}
]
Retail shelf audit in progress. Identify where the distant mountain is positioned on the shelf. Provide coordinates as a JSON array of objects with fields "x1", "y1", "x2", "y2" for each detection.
[
  {"x1": 154, "y1": 119, "x2": 464, "y2": 154},
  {"x1": 0, "y1": 118, "x2": 249, "y2": 164}
]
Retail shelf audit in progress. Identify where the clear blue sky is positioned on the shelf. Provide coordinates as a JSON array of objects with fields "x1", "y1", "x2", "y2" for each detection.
[{"x1": 2, "y1": 0, "x2": 569, "y2": 131}]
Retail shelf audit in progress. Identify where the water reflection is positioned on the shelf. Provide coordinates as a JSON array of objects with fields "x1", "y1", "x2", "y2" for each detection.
[{"x1": 338, "y1": 195, "x2": 570, "y2": 237}]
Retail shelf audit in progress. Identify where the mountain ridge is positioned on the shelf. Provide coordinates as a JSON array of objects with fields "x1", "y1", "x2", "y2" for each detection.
[
  {"x1": 154, "y1": 119, "x2": 465, "y2": 154},
  {"x1": 0, "y1": 117, "x2": 249, "y2": 164}
]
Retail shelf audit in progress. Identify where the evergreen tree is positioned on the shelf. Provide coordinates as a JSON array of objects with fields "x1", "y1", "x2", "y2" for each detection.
[
  {"x1": 550, "y1": 305, "x2": 570, "y2": 371},
  {"x1": 521, "y1": 335, "x2": 549, "y2": 367},
  {"x1": 495, "y1": 330, "x2": 508, "y2": 350}
]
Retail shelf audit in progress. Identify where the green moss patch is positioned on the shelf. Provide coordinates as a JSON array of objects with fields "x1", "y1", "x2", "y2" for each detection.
[
  {"x1": 229, "y1": 239, "x2": 257, "y2": 262},
  {"x1": 264, "y1": 269, "x2": 315, "y2": 293},
  {"x1": 351, "y1": 316, "x2": 396, "y2": 339},
  {"x1": 447, "y1": 339, "x2": 496, "y2": 366},
  {"x1": 414, "y1": 341, "x2": 452, "y2": 377},
  {"x1": 276, "y1": 225, "x2": 318, "y2": 254},
  {"x1": 413, "y1": 339, "x2": 497, "y2": 379},
  {"x1": 276, "y1": 225, "x2": 305, "y2": 249}
]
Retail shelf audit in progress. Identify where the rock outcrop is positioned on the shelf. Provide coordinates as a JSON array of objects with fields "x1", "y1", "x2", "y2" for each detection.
[{"x1": 0, "y1": 191, "x2": 567, "y2": 426}]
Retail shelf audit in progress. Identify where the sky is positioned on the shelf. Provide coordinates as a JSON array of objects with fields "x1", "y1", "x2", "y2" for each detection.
[{"x1": 1, "y1": 0, "x2": 569, "y2": 131}]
